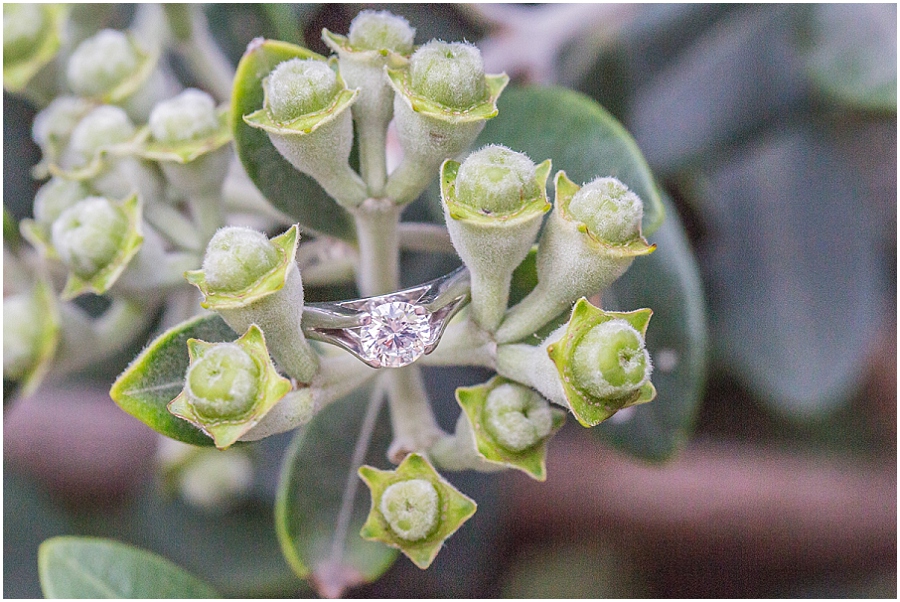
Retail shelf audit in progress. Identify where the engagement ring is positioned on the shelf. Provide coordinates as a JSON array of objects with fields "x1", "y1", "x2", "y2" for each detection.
[{"x1": 302, "y1": 266, "x2": 470, "y2": 368}]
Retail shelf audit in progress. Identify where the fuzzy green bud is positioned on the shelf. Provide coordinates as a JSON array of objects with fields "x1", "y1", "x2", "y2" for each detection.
[
  {"x1": 65, "y1": 105, "x2": 136, "y2": 167},
  {"x1": 568, "y1": 177, "x2": 643, "y2": 243},
  {"x1": 455, "y1": 145, "x2": 540, "y2": 214},
  {"x1": 571, "y1": 319, "x2": 651, "y2": 400},
  {"x1": 51, "y1": 196, "x2": 128, "y2": 280},
  {"x1": 4, "y1": 4, "x2": 46, "y2": 63},
  {"x1": 409, "y1": 41, "x2": 486, "y2": 109},
  {"x1": 33, "y1": 178, "x2": 91, "y2": 226},
  {"x1": 265, "y1": 58, "x2": 341, "y2": 123},
  {"x1": 201, "y1": 227, "x2": 281, "y2": 293},
  {"x1": 32, "y1": 96, "x2": 93, "y2": 159},
  {"x1": 380, "y1": 479, "x2": 440, "y2": 542},
  {"x1": 483, "y1": 383, "x2": 553, "y2": 452},
  {"x1": 348, "y1": 10, "x2": 415, "y2": 54},
  {"x1": 185, "y1": 343, "x2": 262, "y2": 422},
  {"x1": 66, "y1": 29, "x2": 140, "y2": 98},
  {"x1": 3, "y1": 294, "x2": 43, "y2": 380},
  {"x1": 149, "y1": 88, "x2": 220, "y2": 144}
]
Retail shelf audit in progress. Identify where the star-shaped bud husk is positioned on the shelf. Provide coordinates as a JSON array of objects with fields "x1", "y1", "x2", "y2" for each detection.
[
  {"x1": 441, "y1": 158, "x2": 551, "y2": 225},
  {"x1": 58, "y1": 193, "x2": 144, "y2": 300},
  {"x1": 386, "y1": 66, "x2": 508, "y2": 125},
  {"x1": 359, "y1": 453, "x2": 476, "y2": 569},
  {"x1": 185, "y1": 224, "x2": 299, "y2": 311},
  {"x1": 456, "y1": 376, "x2": 565, "y2": 481},
  {"x1": 547, "y1": 298, "x2": 656, "y2": 427},
  {"x1": 167, "y1": 324, "x2": 292, "y2": 449}
]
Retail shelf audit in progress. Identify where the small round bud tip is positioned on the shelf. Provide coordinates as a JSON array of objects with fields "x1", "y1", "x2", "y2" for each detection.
[
  {"x1": 149, "y1": 88, "x2": 219, "y2": 144},
  {"x1": 483, "y1": 383, "x2": 553, "y2": 452},
  {"x1": 32, "y1": 96, "x2": 93, "y2": 151},
  {"x1": 51, "y1": 196, "x2": 128, "y2": 280},
  {"x1": 66, "y1": 29, "x2": 140, "y2": 97},
  {"x1": 3, "y1": 4, "x2": 46, "y2": 63},
  {"x1": 3, "y1": 295, "x2": 43, "y2": 380},
  {"x1": 348, "y1": 10, "x2": 415, "y2": 54},
  {"x1": 67, "y1": 105, "x2": 135, "y2": 165},
  {"x1": 265, "y1": 58, "x2": 340, "y2": 123},
  {"x1": 571, "y1": 319, "x2": 651, "y2": 400},
  {"x1": 202, "y1": 227, "x2": 281, "y2": 293},
  {"x1": 186, "y1": 343, "x2": 262, "y2": 422},
  {"x1": 34, "y1": 178, "x2": 90, "y2": 226},
  {"x1": 567, "y1": 177, "x2": 643, "y2": 243},
  {"x1": 409, "y1": 41, "x2": 486, "y2": 109},
  {"x1": 455, "y1": 145, "x2": 539, "y2": 214},
  {"x1": 380, "y1": 478, "x2": 440, "y2": 541}
]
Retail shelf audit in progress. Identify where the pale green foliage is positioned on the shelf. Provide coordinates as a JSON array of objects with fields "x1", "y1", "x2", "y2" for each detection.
[
  {"x1": 51, "y1": 197, "x2": 128, "y2": 279},
  {"x1": 571, "y1": 319, "x2": 651, "y2": 398},
  {"x1": 568, "y1": 177, "x2": 643, "y2": 243},
  {"x1": 66, "y1": 29, "x2": 140, "y2": 97},
  {"x1": 409, "y1": 41, "x2": 486, "y2": 108},
  {"x1": 149, "y1": 88, "x2": 220, "y2": 144},
  {"x1": 348, "y1": 10, "x2": 415, "y2": 54},
  {"x1": 265, "y1": 58, "x2": 340, "y2": 122}
]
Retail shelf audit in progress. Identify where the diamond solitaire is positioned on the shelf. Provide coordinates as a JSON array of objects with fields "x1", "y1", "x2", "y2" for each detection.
[{"x1": 359, "y1": 301, "x2": 432, "y2": 368}]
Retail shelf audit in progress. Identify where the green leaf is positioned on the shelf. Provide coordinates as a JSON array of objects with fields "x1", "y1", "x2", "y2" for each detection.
[
  {"x1": 802, "y1": 4, "x2": 897, "y2": 112},
  {"x1": 39, "y1": 536, "x2": 218, "y2": 598},
  {"x1": 600, "y1": 192, "x2": 707, "y2": 460},
  {"x1": 110, "y1": 314, "x2": 237, "y2": 446},
  {"x1": 477, "y1": 85, "x2": 664, "y2": 236},
  {"x1": 231, "y1": 38, "x2": 356, "y2": 240},
  {"x1": 276, "y1": 386, "x2": 397, "y2": 598}
]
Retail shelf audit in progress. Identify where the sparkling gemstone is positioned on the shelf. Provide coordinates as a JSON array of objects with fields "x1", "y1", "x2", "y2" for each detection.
[{"x1": 358, "y1": 301, "x2": 432, "y2": 368}]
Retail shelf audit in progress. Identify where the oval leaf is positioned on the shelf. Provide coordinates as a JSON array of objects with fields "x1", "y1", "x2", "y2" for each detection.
[
  {"x1": 599, "y1": 192, "x2": 708, "y2": 460},
  {"x1": 231, "y1": 38, "x2": 356, "y2": 240},
  {"x1": 476, "y1": 85, "x2": 664, "y2": 236},
  {"x1": 39, "y1": 536, "x2": 218, "y2": 598},
  {"x1": 276, "y1": 386, "x2": 397, "y2": 598},
  {"x1": 110, "y1": 314, "x2": 237, "y2": 446}
]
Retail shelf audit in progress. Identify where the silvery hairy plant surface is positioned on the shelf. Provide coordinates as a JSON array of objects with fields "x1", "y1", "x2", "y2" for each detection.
[{"x1": 4, "y1": 4, "x2": 706, "y2": 597}]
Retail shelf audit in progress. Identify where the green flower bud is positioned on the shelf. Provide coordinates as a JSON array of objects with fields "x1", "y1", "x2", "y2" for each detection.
[
  {"x1": 4, "y1": 4, "x2": 47, "y2": 64},
  {"x1": 440, "y1": 147, "x2": 551, "y2": 331},
  {"x1": 380, "y1": 479, "x2": 440, "y2": 541},
  {"x1": 495, "y1": 172, "x2": 655, "y2": 344},
  {"x1": 483, "y1": 383, "x2": 553, "y2": 452},
  {"x1": 409, "y1": 41, "x2": 486, "y2": 110},
  {"x1": 360, "y1": 453, "x2": 476, "y2": 569},
  {"x1": 456, "y1": 377, "x2": 565, "y2": 480},
  {"x1": 571, "y1": 319, "x2": 651, "y2": 400},
  {"x1": 186, "y1": 225, "x2": 320, "y2": 384},
  {"x1": 265, "y1": 58, "x2": 341, "y2": 123},
  {"x1": 168, "y1": 325, "x2": 293, "y2": 449},
  {"x1": 347, "y1": 10, "x2": 415, "y2": 54},
  {"x1": 33, "y1": 178, "x2": 91, "y2": 226},
  {"x1": 454, "y1": 145, "x2": 541, "y2": 215},
  {"x1": 66, "y1": 29, "x2": 140, "y2": 98},
  {"x1": 567, "y1": 177, "x2": 643, "y2": 244},
  {"x1": 64, "y1": 105, "x2": 136, "y2": 168},
  {"x1": 31, "y1": 96, "x2": 94, "y2": 172},
  {"x1": 149, "y1": 88, "x2": 220, "y2": 145},
  {"x1": 200, "y1": 227, "x2": 281, "y2": 293},
  {"x1": 185, "y1": 343, "x2": 261, "y2": 422},
  {"x1": 1, "y1": 280, "x2": 59, "y2": 393},
  {"x1": 51, "y1": 196, "x2": 128, "y2": 280}
]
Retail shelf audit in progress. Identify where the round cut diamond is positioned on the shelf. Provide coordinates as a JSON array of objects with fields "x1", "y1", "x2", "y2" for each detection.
[{"x1": 358, "y1": 301, "x2": 432, "y2": 368}]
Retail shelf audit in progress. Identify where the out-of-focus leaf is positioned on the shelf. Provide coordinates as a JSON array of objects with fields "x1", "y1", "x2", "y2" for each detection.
[
  {"x1": 477, "y1": 85, "x2": 665, "y2": 236},
  {"x1": 231, "y1": 39, "x2": 356, "y2": 240},
  {"x1": 699, "y1": 122, "x2": 879, "y2": 418},
  {"x1": 39, "y1": 537, "x2": 218, "y2": 598},
  {"x1": 111, "y1": 314, "x2": 237, "y2": 446},
  {"x1": 600, "y1": 193, "x2": 707, "y2": 460},
  {"x1": 276, "y1": 386, "x2": 397, "y2": 598},
  {"x1": 628, "y1": 5, "x2": 808, "y2": 176},
  {"x1": 802, "y1": 4, "x2": 897, "y2": 112}
]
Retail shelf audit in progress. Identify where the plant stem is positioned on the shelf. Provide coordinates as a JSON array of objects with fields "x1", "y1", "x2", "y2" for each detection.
[
  {"x1": 176, "y1": 5, "x2": 235, "y2": 102},
  {"x1": 398, "y1": 222, "x2": 456, "y2": 254},
  {"x1": 352, "y1": 197, "x2": 401, "y2": 296},
  {"x1": 385, "y1": 366, "x2": 445, "y2": 463},
  {"x1": 357, "y1": 118, "x2": 388, "y2": 197},
  {"x1": 188, "y1": 191, "x2": 225, "y2": 246}
]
